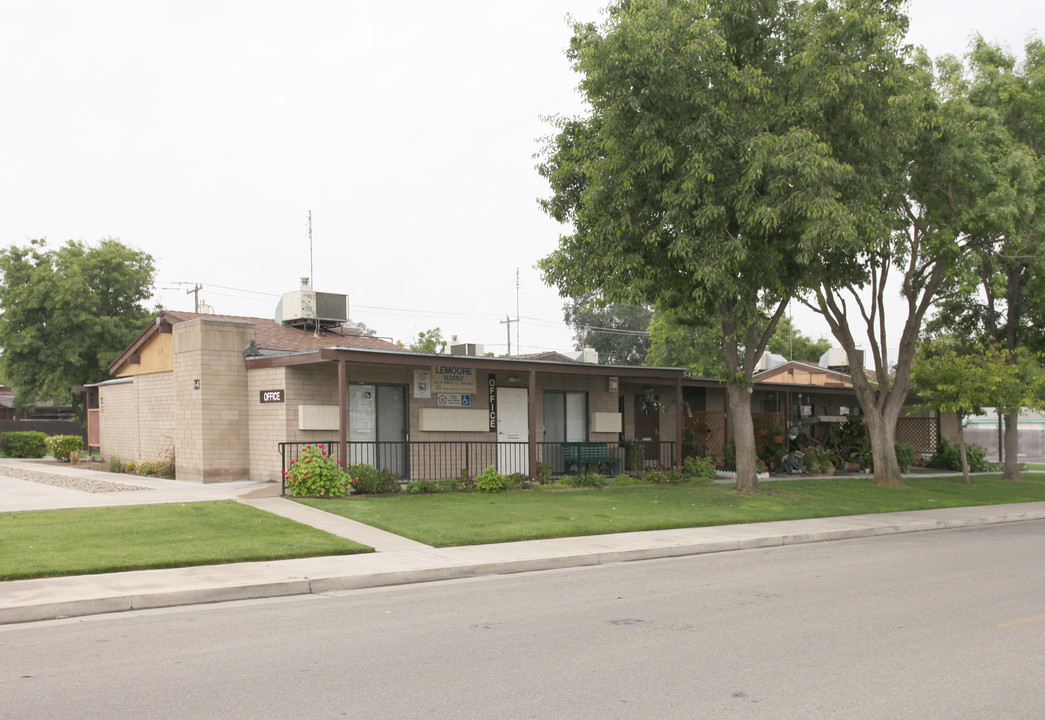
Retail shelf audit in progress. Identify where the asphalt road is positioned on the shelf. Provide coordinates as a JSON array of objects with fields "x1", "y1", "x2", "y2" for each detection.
[{"x1": 2, "y1": 521, "x2": 1043, "y2": 719}]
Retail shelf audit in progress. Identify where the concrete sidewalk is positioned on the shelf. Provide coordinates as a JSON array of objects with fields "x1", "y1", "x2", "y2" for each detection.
[{"x1": 4, "y1": 495, "x2": 1044, "y2": 625}]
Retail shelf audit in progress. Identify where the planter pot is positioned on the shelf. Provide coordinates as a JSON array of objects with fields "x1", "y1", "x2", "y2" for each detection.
[
  {"x1": 772, "y1": 436, "x2": 784, "y2": 444},
  {"x1": 823, "y1": 467, "x2": 835, "y2": 476},
  {"x1": 758, "y1": 429, "x2": 768, "y2": 436}
]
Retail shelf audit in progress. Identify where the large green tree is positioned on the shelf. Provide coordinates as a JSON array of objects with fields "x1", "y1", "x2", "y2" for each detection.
[
  {"x1": 801, "y1": 36, "x2": 1036, "y2": 485},
  {"x1": 924, "y1": 38, "x2": 1044, "y2": 481},
  {"x1": 911, "y1": 338, "x2": 1042, "y2": 484},
  {"x1": 563, "y1": 296, "x2": 651, "y2": 365},
  {"x1": 0, "y1": 239, "x2": 155, "y2": 421},
  {"x1": 538, "y1": 0, "x2": 912, "y2": 489}
]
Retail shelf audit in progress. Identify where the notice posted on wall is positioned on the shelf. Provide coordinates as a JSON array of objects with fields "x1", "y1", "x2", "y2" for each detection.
[{"x1": 413, "y1": 369, "x2": 431, "y2": 399}]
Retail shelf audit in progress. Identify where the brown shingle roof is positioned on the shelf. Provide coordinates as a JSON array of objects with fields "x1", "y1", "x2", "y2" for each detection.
[
  {"x1": 109, "y1": 310, "x2": 405, "y2": 375},
  {"x1": 162, "y1": 311, "x2": 403, "y2": 353}
]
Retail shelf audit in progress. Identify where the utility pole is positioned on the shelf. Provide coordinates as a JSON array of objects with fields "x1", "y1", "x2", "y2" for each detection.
[
  {"x1": 515, "y1": 267, "x2": 521, "y2": 353},
  {"x1": 501, "y1": 315, "x2": 517, "y2": 356},
  {"x1": 186, "y1": 284, "x2": 202, "y2": 312}
]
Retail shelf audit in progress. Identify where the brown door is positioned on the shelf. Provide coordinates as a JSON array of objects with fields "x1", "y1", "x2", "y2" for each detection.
[{"x1": 634, "y1": 395, "x2": 660, "y2": 461}]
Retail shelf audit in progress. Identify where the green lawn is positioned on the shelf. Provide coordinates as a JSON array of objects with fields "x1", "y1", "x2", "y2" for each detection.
[
  {"x1": 297, "y1": 473, "x2": 1045, "y2": 547},
  {"x1": 0, "y1": 500, "x2": 371, "y2": 581},
  {"x1": 1028, "y1": 463, "x2": 1045, "y2": 471}
]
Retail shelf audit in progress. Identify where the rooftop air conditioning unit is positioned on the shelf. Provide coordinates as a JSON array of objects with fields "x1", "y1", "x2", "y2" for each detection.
[
  {"x1": 449, "y1": 343, "x2": 484, "y2": 357},
  {"x1": 819, "y1": 347, "x2": 864, "y2": 373},
  {"x1": 276, "y1": 279, "x2": 349, "y2": 328}
]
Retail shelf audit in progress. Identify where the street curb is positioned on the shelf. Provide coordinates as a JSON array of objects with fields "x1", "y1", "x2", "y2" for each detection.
[{"x1": 4, "y1": 508, "x2": 1043, "y2": 625}]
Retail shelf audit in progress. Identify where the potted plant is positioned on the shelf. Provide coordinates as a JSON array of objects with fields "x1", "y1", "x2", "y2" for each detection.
[{"x1": 770, "y1": 426, "x2": 785, "y2": 444}]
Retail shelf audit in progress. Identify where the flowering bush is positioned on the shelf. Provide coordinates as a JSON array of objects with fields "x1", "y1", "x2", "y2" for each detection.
[
  {"x1": 755, "y1": 458, "x2": 768, "y2": 474},
  {"x1": 346, "y1": 463, "x2": 400, "y2": 494},
  {"x1": 45, "y1": 434, "x2": 84, "y2": 462},
  {"x1": 285, "y1": 445, "x2": 350, "y2": 497},
  {"x1": 683, "y1": 456, "x2": 717, "y2": 480}
]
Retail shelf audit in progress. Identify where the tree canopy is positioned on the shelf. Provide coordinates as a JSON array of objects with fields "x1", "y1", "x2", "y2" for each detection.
[
  {"x1": 922, "y1": 37, "x2": 1045, "y2": 480},
  {"x1": 407, "y1": 327, "x2": 447, "y2": 354},
  {"x1": 538, "y1": 0, "x2": 913, "y2": 489},
  {"x1": 0, "y1": 238, "x2": 155, "y2": 420},
  {"x1": 563, "y1": 296, "x2": 651, "y2": 365}
]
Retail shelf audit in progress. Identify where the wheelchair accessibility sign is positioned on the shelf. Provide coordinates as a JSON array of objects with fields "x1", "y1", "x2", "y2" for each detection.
[{"x1": 437, "y1": 393, "x2": 471, "y2": 407}]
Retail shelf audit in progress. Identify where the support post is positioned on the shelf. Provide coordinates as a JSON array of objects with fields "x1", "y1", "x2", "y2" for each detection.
[
  {"x1": 675, "y1": 377, "x2": 684, "y2": 469},
  {"x1": 338, "y1": 359, "x2": 348, "y2": 468},
  {"x1": 528, "y1": 369, "x2": 538, "y2": 480}
]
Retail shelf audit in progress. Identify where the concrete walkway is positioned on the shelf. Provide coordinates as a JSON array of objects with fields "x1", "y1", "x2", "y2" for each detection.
[{"x1": 2, "y1": 458, "x2": 1044, "y2": 625}]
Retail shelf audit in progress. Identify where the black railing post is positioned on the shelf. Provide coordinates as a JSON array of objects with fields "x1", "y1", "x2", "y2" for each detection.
[{"x1": 279, "y1": 443, "x2": 286, "y2": 496}]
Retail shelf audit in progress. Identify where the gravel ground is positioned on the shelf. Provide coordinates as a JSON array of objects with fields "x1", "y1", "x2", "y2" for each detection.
[{"x1": 0, "y1": 463, "x2": 151, "y2": 493}]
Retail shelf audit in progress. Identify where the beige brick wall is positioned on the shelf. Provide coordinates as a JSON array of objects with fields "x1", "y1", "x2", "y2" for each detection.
[
  {"x1": 98, "y1": 375, "x2": 176, "y2": 466},
  {"x1": 174, "y1": 318, "x2": 254, "y2": 482},
  {"x1": 247, "y1": 366, "x2": 288, "y2": 482},
  {"x1": 99, "y1": 381, "x2": 138, "y2": 463}
]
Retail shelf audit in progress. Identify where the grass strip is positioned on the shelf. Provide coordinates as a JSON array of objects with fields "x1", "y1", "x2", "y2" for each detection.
[
  {"x1": 297, "y1": 473, "x2": 1045, "y2": 547},
  {"x1": 0, "y1": 500, "x2": 371, "y2": 581}
]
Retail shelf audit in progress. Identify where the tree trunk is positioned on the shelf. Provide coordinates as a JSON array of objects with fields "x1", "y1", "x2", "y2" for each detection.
[
  {"x1": 725, "y1": 382, "x2": 759, "y2": 491},
  {"x1": 856, "y1": 397, "x2": 904, "y2": 486},
  {"x1": 1003, "y1": 410, "x2": 1022, "y2": 481},
  {"x1": 958, "y1": 421, "x2": 970, "y2": 485}
]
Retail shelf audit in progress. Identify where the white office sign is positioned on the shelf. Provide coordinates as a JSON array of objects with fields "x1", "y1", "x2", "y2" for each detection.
[{"x1": 413, "y1": 369, "x2": 431, "y2": 399}]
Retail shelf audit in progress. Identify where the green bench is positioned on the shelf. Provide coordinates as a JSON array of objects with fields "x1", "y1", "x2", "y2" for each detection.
[{"x1": 562, "y1": 442, "x2": 620, "y2": 476}]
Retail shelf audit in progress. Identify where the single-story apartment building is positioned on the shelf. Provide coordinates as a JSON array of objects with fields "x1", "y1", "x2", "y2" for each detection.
[{"x1": 87, "y1": 309, "x2": 940, "y2": 483}]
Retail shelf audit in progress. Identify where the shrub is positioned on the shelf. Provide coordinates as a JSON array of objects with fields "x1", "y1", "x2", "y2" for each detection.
[
  {"x1": 475, "y1": 465, "x2": 509, "y2": 493},
  {"x1": 136, "y1": 461, "x2": 175, "y2": 478},
  {"x1": 683, "y1": 456, "x2": 716, "y2": 480},
  {"x1": 723, "y1": 442, "x2": 737, "y2": 472},
  {"x1": 640, "y1": 469, "x2": 668, "y2": 484},
  {"x1": 406, "y1": 479, "x2": 440, "y2": 493},
  {"x1": 45, "y1": 434, "x2": 84, "y2": 462},
  {"x1": 107, "y1": 456, "x2": 123, "y2": 473},
  {"x1": 929, "y1": 438, "x2": 988, "y2": 473},
  {"x1": 285, "y1": 444, "x2": 350, "y2": 497},
  {"x1": 346, "y1": 463, "x2": 400, "y2": 494},
  {"x1": 438, "y1": 477, "x2": 465, "y2": 492},
  {"x1": 535, "y1": 462, "x2": 552, "y2": 484},
  {"x1": 625, "y1": 442, "x2": 644, "y2": 472},
  {"x1": 894, "y1": 443, "x2": 915, "y2": 472},
  {"x1": 1, "y1": 431, "x2": 48, "y2": 458},
  {"x1": 564, "y1": 472, "x2": 607, "y2": 488}
]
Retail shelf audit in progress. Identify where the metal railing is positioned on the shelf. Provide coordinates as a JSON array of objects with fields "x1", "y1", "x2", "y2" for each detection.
[{"x1": 278, "y1": 439, "x2": 681, "y2": 494}]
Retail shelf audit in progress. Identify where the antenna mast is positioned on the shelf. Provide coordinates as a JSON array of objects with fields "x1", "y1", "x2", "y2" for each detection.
[
  {"x1": 515, "y1": 267, "x2": 520, "y2": 353},
  {"x1": 307, "y1": 210, "x2": 314, "y2": 286}
]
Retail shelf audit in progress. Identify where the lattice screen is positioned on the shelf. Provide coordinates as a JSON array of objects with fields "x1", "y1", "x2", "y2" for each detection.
[
  {"x1": 684, "y1": 411, "x2": 727, "y2": 458},
  {"x1": 896, "y1": 417, "x2": 939, "y2": 455}
]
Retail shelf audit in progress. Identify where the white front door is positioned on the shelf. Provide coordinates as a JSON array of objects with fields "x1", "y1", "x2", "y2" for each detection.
[{"x1": 496, "y1": 387, "x2": 529, "y2": 475}]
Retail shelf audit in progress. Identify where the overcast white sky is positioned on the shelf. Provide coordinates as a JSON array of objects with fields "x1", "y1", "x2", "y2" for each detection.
[{"x1": 1, "y1": 1, "x2": 1041, "y2": 357}]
